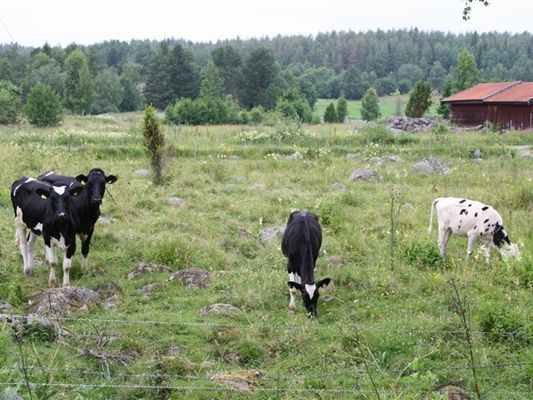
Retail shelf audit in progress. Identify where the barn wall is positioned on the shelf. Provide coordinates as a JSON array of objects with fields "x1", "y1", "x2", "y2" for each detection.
[
  {"x1": 450, "y1": 104, "x2": 487, "y2": 126},
  {"x1": 451, "y1": 104, "x2": 533, "y2": 129}
]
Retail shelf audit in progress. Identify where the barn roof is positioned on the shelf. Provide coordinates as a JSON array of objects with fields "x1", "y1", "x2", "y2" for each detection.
[
  {"x1": 442, "y1": 81, "x2": 533, "y2": 105},
  {"x1": 484, "y1": 82, "x2": 533, "y2": 104}
]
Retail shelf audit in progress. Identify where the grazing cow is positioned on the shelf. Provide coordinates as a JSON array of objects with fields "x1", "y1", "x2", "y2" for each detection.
[
  {"x1": 428, "y1": 197, "x2": 521, "y2": 262},
  {"x1": 11, "y1": 177, "x2": 82, "y2": 286},
  {"x1": 282, "y1": 210, "x2": 330, "y2": 317},
  {"x1": 38, "y1": 168, "x2": 118, "y2": 269}
]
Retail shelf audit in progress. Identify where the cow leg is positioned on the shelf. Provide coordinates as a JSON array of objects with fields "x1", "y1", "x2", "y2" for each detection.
[
  {"x1": 466, "y1": 232, "x2": 479, "y2": 259},
  {"x1": 288, "y1": 271, "x2": 300, "y2": 311},
  {"x1": 45, "y1": 243, "x2": 58, "y2": 287},
  {"x1": 79, "y1": 230, "x2": 93, "y2": 269},
  {"x1": 438, "y1": 226, "x2": 451, "y2": 258},
  {"x1": 62, "y1": 243, "x2": 76, "y2": 287},
  {"x1": 26, "y1": 232, "x2": 38, "y2": 274}
]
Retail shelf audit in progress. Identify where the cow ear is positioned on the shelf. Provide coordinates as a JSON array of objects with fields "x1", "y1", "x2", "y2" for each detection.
[
  {"x1": 106, "y1": 175, "x2": 118, "y2": 184},
  {"x1": 76, "y1": 174, "x2": 88, "y2": 185},
  {"x1": 288, "y1": 281, "x2": 302, "y2": 292},
  {"x1": 36, "y1": 187, "x2": 50, "y2": 199},
  {"x1": 69, "y1": 185, "x2": 83, "y2": 197},
  {"x1": 317, "y1": 278, "x2": 331, "y2": 288}
]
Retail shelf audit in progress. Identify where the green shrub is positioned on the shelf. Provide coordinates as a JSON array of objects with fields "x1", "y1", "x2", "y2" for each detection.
[
  {"x1": 249, "y1": 106, "x2": 265, "y2": 124},
  {"x1": 165, "y1": 96, "x2": 244, "y2": 125},
  {"x1": 400, "y1": 238, "x2": 442, "y2": 268},
  {"x1": 24, "y1": 84, "x2": 63, "y2": 127},
  {"x1": 323, "y1": 102, "x2": 337, "y2": 123},
  {"x1": 431, "y1": 122, "x2": 449, "y2": 136}
]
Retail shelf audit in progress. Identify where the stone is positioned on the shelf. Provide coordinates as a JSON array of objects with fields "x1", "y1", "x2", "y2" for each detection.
[
  {"x1": 0, "y1": 301, "x2": 13, "y2": 312},
  {"x1": 473, "y1": 149, "x2": 483, "y2": 159},
  {"x1": 287, "y1": 151, "x2": 303, "y2": 160},
  {"x1": 346, "y1": 153, "x2": 359, "y2": 160},
  {"x1": 128, "y1": 262, "x2": 172, "y2": 279},
  {"x1": 228, "y1": 155, "x2": 241, "y2": 160},
  {"x1": 438, "y1": 385, "x2": 470, "y2": 400},
  {"x1": 140, "y1": 283, "x2": 165, "y2": 293},
  {"x1": 260, "y1": 226, "x2": 285, "y2": 244},
  {"x1": 168, "y1": 197, "x2": 186, "y2": 207},
  {"x1": 349, "y1": 168, "x2": 382, "y2": 182},
  {"x1": 169, "y1": 267, "x2": 211, "y2": 288},
  {"x1": 383, "y1": 116, "x2": 438, "y2": 132},
  {"x1": 132, "y1": 169, "x2": 150, "y2": 178},
  {"x1": 250, "y1": 183, "x2": 267, "y2": 190},
  {"x1": 199, "y1": 303, "x2": 241, "y2": 316},
  {"x1": 99, "y1": 216, "x2": 117, "y2": 225},
  {"x1": 27, "y1": 287, "x2": 101, "y2": 317},
  {"x1": 412, "y1": 157, "x2": 450, "y2": 175},
  {"x1": 331, "y1": 182, "x2": 346, "y2": 191},
  {"x1": 211, "y1": 370, "x2": 263, "y2": 391}
]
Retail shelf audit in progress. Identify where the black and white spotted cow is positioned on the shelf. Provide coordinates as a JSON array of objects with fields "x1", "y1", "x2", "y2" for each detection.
[
  {"x1": 282, "y1": 210, "x2": 330, "y2": 317},
  {"x1": 38, "y1": 168, "x2": 118, "y2": 269},
  {"x1": 11, "y1": 177, "x2": 82, "y2": 286},
  {"x1": 428, "y1": 197, "x2": 521, "y2": 262}
]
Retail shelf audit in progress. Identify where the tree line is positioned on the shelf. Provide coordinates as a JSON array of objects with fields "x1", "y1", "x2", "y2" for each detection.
[{"x1": 0, "y1": 29, "x2": 531, "y2": 125}]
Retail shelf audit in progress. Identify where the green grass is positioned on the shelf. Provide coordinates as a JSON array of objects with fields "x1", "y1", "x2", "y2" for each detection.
[
  {"x1": 315, "y1": 94, "x2": 440, "y2": 120},
  {"x1": 0, "y1": 114, "x2": 531, "y2": 399}
]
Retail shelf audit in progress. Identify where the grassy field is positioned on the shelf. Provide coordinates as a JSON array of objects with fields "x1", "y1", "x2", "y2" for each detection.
[
  {"x1": 0, "y1": 114, "x2": 531, "y2": 399},
  {"x1": 314, "y1": 94, "x2": 440, "y2": 121}
]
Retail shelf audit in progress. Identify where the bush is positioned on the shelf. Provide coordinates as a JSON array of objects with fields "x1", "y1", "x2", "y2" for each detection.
[
  {"x1": 400, "y1": 238, "x2": 442, "y2": 268},
  {"x1": 275, "y1": 87, "x2": 313, "y2": 123},
  {"x1": 142, "y1": 105, "x2": 165, "y2": 184},
  {"x1": 323, "y1": 102, "x2": 337, "y2": 123},
  {"x1": 405, "y1": 79, "x2": 432, "y2": 117},
  {"x1": 478, "y1": 305, "x2": 531, "y2": 347},
  {"x1": 431, "y1": 122, "x2": 449, "y2": 136},
  {"x1": 249, "y1": 106, "x2": 265, "y2": 124},
  {"x1": 361, "y1": 87, "x2": 381, "y2": 121},
  {"x1": 0, "y1": 80, "x2": 21, "y2": 124},
  {"x1": 24, "y1": 84, "x2": 63, "y2": 127},
  {"x1": 165, "y1": 96, "x2": 244, "y2": 125}
]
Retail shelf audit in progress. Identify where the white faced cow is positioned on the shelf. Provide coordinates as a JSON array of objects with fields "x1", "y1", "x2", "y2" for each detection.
[
  {"x1": 428, "y1": 197, "x2": 521, "y2": 262},
  {"x1": 282, "y1": 210, "x2": 330, "y2": 318},
  {"x1": 38, "y1": 168, "x2": 117, "y2": 269},
  {"x1": 11, "y1": 177, "x2": 82, "y2": 286}
]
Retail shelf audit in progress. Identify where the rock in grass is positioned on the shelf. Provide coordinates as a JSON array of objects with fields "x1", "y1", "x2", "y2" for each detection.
[
  {"x1": 168, "y1": 197, "x2": 186, "y2": 207},
  {"x1": 211, "y1": 370, "x2": 263, "y2": 391},
  {"x1": 27, "y1": 287, "x2": 101, "y2": 316},
  {"x1": 331, "y1": 182, "x2": 346, "y2": 191},
  {"x1": 349, "y1": 168, "x2": 382, "y2": 182},
  {"x1": 260, "y1": 226, "x2": 285, "y2": 244},
  {"x1": 94, "y1": 282, "x2": 123, "y2": 310},
  {"x1": 438, "y1": 385, "x2": 470, "y2": 400},
  {"x1": 287, "y1": 151, "x2": 303, "y2": 160},
  {"x1": 412, "y1": 157, "x2": 450, "y2": 175},
  {"x1": 128, "y1": 262, "x2": 172, "y2": 279},
  {"x1": 199, "y1": 303, "x2": 241, "y2": 316},
  {"x1": 132, "y1": 169, "x2": 150, "y2": 178},
  {"x1": 170, "y1": 267, "x2": 211, "y2": 288},
  {"x1": 0, "y1": 301, "x2": 13, "y2": 312}
]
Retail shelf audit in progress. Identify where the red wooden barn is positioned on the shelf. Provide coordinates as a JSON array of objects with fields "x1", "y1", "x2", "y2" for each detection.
[{"x1": 441, "y1": 81, "x2": 533, "y2": 129}]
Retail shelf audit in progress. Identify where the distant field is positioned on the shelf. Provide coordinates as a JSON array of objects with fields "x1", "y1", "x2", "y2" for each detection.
[{"x1": 315, "y1": 94, "x2": 439, "y2": 120}]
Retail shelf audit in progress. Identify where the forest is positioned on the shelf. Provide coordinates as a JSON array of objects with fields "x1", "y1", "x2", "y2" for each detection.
[{"x1": 0, "y1": 30, "x2": 531, "y2": 123}]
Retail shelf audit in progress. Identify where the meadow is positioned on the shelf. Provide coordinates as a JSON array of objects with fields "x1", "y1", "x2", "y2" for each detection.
[
  {"x1": 0, "y1": 114, "x2": 531, "y2": 399},
  {"x1": 314, "y1": 95, "x2": 440, "y2": 121}
]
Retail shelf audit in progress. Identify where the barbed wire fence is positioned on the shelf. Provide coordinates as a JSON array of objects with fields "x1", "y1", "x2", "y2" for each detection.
[{"x1": 1, "y1": 312, "x2": 531, "y2": 398}]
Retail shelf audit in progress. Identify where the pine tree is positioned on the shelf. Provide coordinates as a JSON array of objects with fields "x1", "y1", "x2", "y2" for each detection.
[
  {"x1": 0, "y1": 80, "x2": 21, "y2": 124},
  {"x1": 169, "y1": 44, "x2": 200, "y2": 100},
  {"x1": 437, "y1": 78, "x2": 453, "y2": 119},
  {"x1": 323, "y1": 102, "x2": 337, "y2": 123},
  {"x1": 361, "y1": 88, "x2": 381, "y2": 121},
  {"x1": 144, "y1": 42, "x2": 174, "y2": 110},
  {"x1": 405, "y1": 79, "x2": 432, "y2": 118},
  {"x1": 336, "y1": 94, "x2": 347, "y2": 122},
  {"x1": 455, "y1": 49, "x2": 479, "y2": 92},
  {"x1": 211, "y1": 46, "x2": 243, "y2": 100},
  {"x1": 63, "y1": 49, "x2": 93, "y2": 114},
  {"x1": 200, "y1": 61, "x2": 225, "y2": 99},
  {"x1": 242, "y1": 47, "x2": 277, "y2": 108}
]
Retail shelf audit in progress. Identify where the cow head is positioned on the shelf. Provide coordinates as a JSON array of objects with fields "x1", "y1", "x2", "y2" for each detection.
[
  {"x1": 288, "y1": 278, "x2": 331, "y2": 318},
  {"x1": 76, "y1": 168, "x2": 117, "y2": 206},
  {"x1": 38, "y1": 184, "x2": 82, "y2": 227},
  {"x1": 493, "y1": 224, "x2": 521, "y2": 261}
]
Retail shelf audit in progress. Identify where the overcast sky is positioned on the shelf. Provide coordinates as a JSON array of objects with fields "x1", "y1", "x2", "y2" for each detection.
[{"x1": 0, "y1": 0, "x2": 531, "y2": 47}]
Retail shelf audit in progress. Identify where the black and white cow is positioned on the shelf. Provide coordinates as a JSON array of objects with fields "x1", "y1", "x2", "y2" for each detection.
[
  {"x1": 38, "y1": 168, "x2": 118, "y2": 269},
  {"x1": 11, "y1": 177, "x2": 82, "y2": 286},
  {"x1": 428, "y1": 197, "x2": 521, "y2": 262},
  {"x1": 282, "y1": 210, "x2": 330, "y2": 317}
]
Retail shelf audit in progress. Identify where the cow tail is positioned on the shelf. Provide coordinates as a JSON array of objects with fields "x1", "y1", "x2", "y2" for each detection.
[{"x1": 428, "y1": 198, "x2": 439, "y2": 235}]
